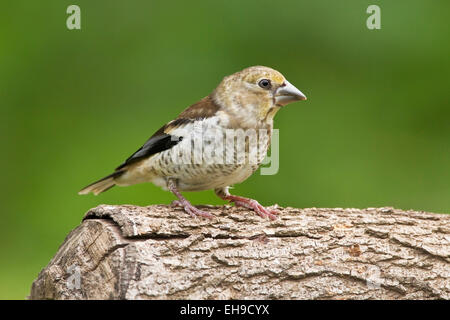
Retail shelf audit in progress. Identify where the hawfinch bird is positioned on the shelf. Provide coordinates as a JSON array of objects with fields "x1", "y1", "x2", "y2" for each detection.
[{"x1": 79, "y1": 66, "x2": 307, "y2": 220}]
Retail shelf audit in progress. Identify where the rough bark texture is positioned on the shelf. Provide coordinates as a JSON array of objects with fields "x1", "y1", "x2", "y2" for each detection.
[{"x1": 29, "y1": 205, "x2": 450, "y2": 300}]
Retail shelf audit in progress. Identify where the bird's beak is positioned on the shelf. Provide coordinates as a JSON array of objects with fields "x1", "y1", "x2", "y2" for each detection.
[{"x1": 274, "y1": 80, "x2": 307, "y2": 106}]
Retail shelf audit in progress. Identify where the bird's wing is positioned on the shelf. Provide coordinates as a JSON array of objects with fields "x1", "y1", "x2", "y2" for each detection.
[
  {"x1": 115, "y1": 96, "x2": 221, "y2": 171},
  {"x1": 115, "y1": 127, "x2": 182, "y2": 170},
  {"x1": 177, "y1": 95, "x2": 221, "y2": 119}
]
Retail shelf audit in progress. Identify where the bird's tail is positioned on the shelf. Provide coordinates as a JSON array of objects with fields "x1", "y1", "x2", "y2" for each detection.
[{"x1": 78, "y1": 171, "x2": 124, "y2": 196}]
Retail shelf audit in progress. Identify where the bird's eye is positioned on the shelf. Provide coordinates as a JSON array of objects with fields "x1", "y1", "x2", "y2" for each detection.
[{"x1": 258, "y1": 79, "x2": 271, "y2": 89}]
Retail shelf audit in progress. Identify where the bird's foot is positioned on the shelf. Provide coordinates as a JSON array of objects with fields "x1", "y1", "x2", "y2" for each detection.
[
  {"x1": 168, "y1": 179, "x2": 215, "y2": 219},
  {"x1": 170, "y1": 200, "x2": 215, "y2": 219},
  {"x1": 223, "y1": 195, "x2": 280, "y2": 220}
]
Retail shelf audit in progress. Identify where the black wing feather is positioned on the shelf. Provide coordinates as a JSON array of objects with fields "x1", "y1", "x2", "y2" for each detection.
[
  {"x1": 114, "y1": 96, "x2": 219, "y2": 172},
  {"x1": 115, "y1": 129, "x2": 183, "y2": 170}
]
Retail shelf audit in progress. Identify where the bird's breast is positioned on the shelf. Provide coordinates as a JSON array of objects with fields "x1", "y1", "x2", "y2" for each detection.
[{"x1": 142, "y1": 116, "x2": 272, "y2": 191}]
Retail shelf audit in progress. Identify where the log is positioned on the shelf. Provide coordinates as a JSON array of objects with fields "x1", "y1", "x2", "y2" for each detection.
[{"x1": 29, "y1": 205, "x2": 450, "y2": 300}]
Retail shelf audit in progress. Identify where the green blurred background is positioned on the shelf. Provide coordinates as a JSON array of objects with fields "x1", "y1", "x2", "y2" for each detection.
[{"x1": 1, "y1": 0, "x2": 449, "y2": 299}]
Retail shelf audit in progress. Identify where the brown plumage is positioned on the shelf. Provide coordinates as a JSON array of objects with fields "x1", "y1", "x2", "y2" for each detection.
[{"x1": 177, "y1": 96, "x2": 221, "y2": 119}]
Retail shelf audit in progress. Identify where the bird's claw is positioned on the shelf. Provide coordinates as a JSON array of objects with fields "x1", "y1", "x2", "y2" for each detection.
[
  {"x1": 232, "y1": 199, "x2": 278, "y2": 220},
  {"x1": 171, "y1": 200, "x2": 215, "y2": 219}
]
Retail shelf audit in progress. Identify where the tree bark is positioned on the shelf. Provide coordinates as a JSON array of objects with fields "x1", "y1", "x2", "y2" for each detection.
[{"x1": 29, "y1": 205, "x2": 450, "y2": 300}]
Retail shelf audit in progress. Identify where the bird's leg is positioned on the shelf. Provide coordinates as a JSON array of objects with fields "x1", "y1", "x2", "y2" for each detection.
[
  {"x1": 167, "y1": 179, "x2": 215, "y2": 219},
  {"x1": 215, "y1": 187, "x2": 280, "y2": 220}
]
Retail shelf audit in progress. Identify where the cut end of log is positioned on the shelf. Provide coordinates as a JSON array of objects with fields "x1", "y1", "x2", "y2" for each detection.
[{"x1": 29, "y1": 205, "x2": 450, "y2": 300}]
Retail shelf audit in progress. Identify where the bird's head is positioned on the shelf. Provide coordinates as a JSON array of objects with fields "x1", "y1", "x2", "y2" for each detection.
[{"x1": 212, "y1": 66, "x2": 306, "y2": 124}]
